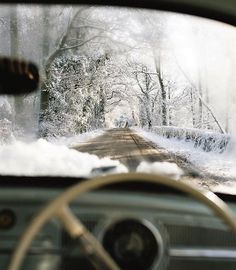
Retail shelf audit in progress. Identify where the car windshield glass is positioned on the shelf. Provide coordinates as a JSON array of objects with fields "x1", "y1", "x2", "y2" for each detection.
[{"x1": 0, "y1": 4, "x2": 236, "y2": 194}]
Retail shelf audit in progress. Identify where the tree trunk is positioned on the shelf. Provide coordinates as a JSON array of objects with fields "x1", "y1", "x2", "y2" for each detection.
[
  {"x1": 205, "y1": 86, "x2": 211, "y2": 130},
  {"x1": 152, "y1": 49, "x2": 167, "y2": 126},
  {"x1": 190, "y1": 88, "x2": 196, "y2": 128},
  {"x1": 155, "y1": 59, "x2": 167, "y2": 126},
  {"x1": 10, "y1": 7, "x2": 18, "y2": 57},
  {"x1": 10, "y1": 7, "x2": 24, "y2": 129},
  {"x1": 39, "y1": 7, "x2": 51, "y2": 130},
  {"x1": 167, "y1": 86, "x2": 172, "y2": 126},
  {"x1": 198, "y1": 79, "x2": 203, "y2": 128},
  {"x1": 42, "y1": 7, "x2": 50, "y2": 64}
]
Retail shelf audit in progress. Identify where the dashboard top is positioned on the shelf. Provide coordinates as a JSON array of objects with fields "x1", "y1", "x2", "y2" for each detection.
[{"x1": 0, "y1": 175, "x2": 235, "y2": 203}]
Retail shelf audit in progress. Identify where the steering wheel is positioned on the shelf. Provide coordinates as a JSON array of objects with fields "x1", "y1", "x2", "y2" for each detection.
[{"x1": 7, "y1": 173, "x2": 236, "y2": 270}]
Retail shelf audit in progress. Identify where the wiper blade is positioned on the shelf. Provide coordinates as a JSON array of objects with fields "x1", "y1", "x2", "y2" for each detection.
[{"x1": 91, "y1": 166, "x2": 118, "y2": 176}]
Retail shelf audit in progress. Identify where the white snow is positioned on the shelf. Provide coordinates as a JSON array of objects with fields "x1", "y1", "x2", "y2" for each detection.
[
  {"x1": 149, "y1": 126, "x2": 229, "y2": 153},
  {"x1": 47, "y1": 129, "x2": 105, "y2": 147},
  {"x1": 0, "y1": 138, "x2": 127, "y2": 177},
  {"x1": 136, "y1": 161, "x2": 184, "y2": 180},
  {"x1": 134, "y1": 128, "x2": 236, "y2": 180}
]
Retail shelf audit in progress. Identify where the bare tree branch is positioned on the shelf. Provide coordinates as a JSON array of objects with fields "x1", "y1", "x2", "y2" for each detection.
[
  {"x1": 59, "y1": 35, "x2": 106, "y2": 51},
  {"x1": 173, "y1": 52, "x2": 226, "y2": 134}
]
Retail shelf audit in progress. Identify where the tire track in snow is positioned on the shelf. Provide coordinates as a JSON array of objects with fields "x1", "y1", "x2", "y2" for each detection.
[{"x1": 74, "y1": 128, "x2": 199, "y2": 176}]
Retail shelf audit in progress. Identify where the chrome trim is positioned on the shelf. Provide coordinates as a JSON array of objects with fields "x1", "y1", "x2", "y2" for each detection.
[{"x1": 169, "y1": 248, "x2": 236, "y2": 259}]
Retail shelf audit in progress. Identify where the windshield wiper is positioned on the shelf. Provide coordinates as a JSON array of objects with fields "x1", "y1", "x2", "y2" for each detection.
[{"x1": 91, "y1": 166, "x2": 118, "y2": 176}]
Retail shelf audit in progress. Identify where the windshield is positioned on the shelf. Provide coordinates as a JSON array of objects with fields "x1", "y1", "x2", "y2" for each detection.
[{"x1": 0, "y1": 4, "x2": 236, "y2": 194}]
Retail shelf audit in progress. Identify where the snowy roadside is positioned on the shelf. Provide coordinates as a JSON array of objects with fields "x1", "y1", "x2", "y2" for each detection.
[
  {"x1": 0, "y1": 129, "x2": 128, "y2": 177},
  {"x1": 133, "y1": 128, "x2": 236, "y2": 180},
  {"x1": 46, "y1": 129, "x2": 105, "y2": 147}
]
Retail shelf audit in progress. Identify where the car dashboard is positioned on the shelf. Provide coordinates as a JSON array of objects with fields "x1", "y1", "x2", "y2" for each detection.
[{"x1": 0, "y1": 177, "x2": 236, "y2": 270}]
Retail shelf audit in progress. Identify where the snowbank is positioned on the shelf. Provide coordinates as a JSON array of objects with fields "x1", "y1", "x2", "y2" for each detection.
[
  {"x1": 137, "y1": 161, "x2": 183, "y2": 180},
  {"x1": 134, "y1": 128, "x2": 236, "y2": 180},
  {"x1": 149, "y1": 126, "x2": 230, "y2": 153},
  {"x1": 0, "y1": 139, "x2": 127, "y2": 177},
  {"x1": 47, "y1": 129, "x2": 105, "y2": 147}
]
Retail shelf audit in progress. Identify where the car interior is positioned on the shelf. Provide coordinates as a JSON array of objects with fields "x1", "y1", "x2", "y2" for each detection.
[{"x1": 1, "y1": 1, "x2": 236, "y2": 270}]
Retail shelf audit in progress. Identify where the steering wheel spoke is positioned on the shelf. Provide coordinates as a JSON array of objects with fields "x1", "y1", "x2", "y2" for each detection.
[
  {"x1": 56, "y1": 205, "x2": 120, "y2": 270},
  {"x1": 56, "y1": 205, "x2": 85, "y2": 238}
]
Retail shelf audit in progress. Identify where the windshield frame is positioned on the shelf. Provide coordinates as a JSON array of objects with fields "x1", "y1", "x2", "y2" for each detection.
[
  {"x1": 2, "y1": 0, "x2": 236, "y2": 27},
  {"x1": 1, "y1": 174, "x2": 236, "y2": 202}
]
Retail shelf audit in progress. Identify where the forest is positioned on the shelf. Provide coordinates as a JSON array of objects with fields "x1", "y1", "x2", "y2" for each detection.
[{"x1": 0, "y1": 5, "x2": 236, "y2": 141}]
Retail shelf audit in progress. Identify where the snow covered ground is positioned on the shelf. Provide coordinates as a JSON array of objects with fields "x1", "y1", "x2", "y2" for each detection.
[
  {"x1": 134, "y1": 128, "x2": 236, "y2": 180},
  {"x1": 136, "y1": 161, "x2": 184, "y2": 180},
  {"x1": 0, "y1": 130, "x2": 127, "y2": 177},
  {"x1": 46, "y1": 129, "x2": 105, "y2": 147},
  {"x1": 0, "y1": 126, "x2": 235, "y2": 183}
]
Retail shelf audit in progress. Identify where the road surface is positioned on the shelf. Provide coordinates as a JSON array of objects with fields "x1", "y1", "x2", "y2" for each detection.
[
  {"x1": 74, "y1": 128, "x2": 235, "y2": 192},
  {"x1": 74, "y1": 128, "x2": 198, "y2": 175}
]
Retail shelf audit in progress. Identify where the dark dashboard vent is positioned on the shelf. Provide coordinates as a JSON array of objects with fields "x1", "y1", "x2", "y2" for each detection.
[
  {"x1": 61, "y1": 214, "x2": 104, "y2": 270},
  {"x1": 62, "y1": 214, "x2": 103, "y2": 246},
  {"x1": 164, "y1": 224, "x2": 236, "y2": 247},
  {"x1": 79, "y1": 215, "x2": 101, "y2": 233}
]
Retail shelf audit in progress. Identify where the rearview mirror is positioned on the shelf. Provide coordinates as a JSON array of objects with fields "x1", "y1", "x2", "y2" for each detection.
[{"x1": 0, "y1": 57, "x2": 39, "y2": 95}]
